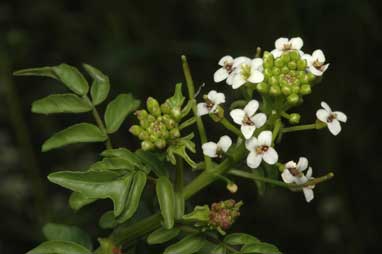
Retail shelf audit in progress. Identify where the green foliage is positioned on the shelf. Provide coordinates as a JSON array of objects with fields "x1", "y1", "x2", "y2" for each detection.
[
  {"x1": 42, "y1": 223, "x2": 92, "y2": 250},
  {"x1": 83, "y1": 64, "x2": 110, "y2": 106},
  {"x1": 42, "y1": 123, "x2": 107, "y2": 152},
  {"x1": 163, "y1": 234, "x2": 206, "y2": 254},
  {"x1": 104, "y1": 93, "x2": 140, "y2": 134},
  {"x1": 146, "y1": 227, "x2": 181, "y2": 245},
  {"x1": 68, "y1": 192, "x2": 97, "y2": 211},
  {"x1": 156, "y1": 176, "x2": 176, "y2": 229},
  {"x1": 32, "y1": 94, "x2": 92, "y2": 114},
  {"x1": 26, "y1": 240, "x2": 92, "y2": 254}
]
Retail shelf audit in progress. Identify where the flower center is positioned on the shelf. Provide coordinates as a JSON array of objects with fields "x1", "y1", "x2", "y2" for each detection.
[
  {"x1": 243, "y1": 114, "x2": 254, "y2": 126},
  {"x1": 283, "y1": 74, "x2": 296, "y2": 84},
  {"x1": 224, "y1": 62, "x2": 234, "y2": 74},
  {"x1": 240, "y1": 64, "x2": 251, "y2": 79},
  {"x1": 283, "y1": 43, "x2": 292, "y2": 50},
  {"x1": 313, "y1": 59, "x2": 324, "y2": 70},
  {"x1": 327, "y1": 113, "x2": 336, "y2": 123},
  {"x1": 287, "y1": 167, "x2": 302, "y2": 177},
  {"x1": 256, "y1": 145, "x2": 269, "y2": 154},
  {"x1": 205, "y1": 99, "x2": 215, "y2": 110}
]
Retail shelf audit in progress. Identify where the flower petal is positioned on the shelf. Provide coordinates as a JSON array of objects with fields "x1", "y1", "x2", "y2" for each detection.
[
  {"x1": 308, "y1": 65, "x2": 324, "y2": 76},
  {"x1": 312, "y1": 49, "x2": 325, "y2": 63},
  {"x1": 290, "y1": 37, "x2": 303, "y2": 50},
  {"x1": 297, "y1": 157, "x2": 309, "y2": 171},
  {"x1": 232, "y1": 74, "x2": 246, "y2": 89},
  {"x1": 251, "y1": 58, "x2": 263, "y2": 69},
  {"x1": 197, "y1": 103, "x2": 209, "y2": 116},
  {"x1": 247, "y1": 152, "x2": 263, "y2": 169},
  {"x1": 263, "y1": 147, "x2": 278, "y2": 165},
  {"x1": 226, "y1": 73, "x2": 235, "y2": 85},
  {"x1": 251, "y1": 113, "x2": 267, "y2": 128},
  {"x1": 247, "y1": 70, "x2": 264, "y2": 83},
  {"x1": 217, "y1": 135, "x2": 232, "y2": 152},
  {"x1": 257, "y1": 131, "x2": 272, "y2": 146},
  {"x1": 281, "y1": 170, "x2": 296, "y2": 183},
  {"x1": 214, "y1": 68, "x2": 229, "y2": 82},
  {"x1": 230, "y1": 109, "x2": 245, "y2": 125},
  {"x1": 233, "y1": 57, "x2": 251, "y2": 68},
  {"x1": 303, "y1": 188, "x2": 314, "y2": 202},
  {"x1": 244, "y1": 100, "x2": 259, "y2": 116},
  {"x1": 245, "y1": 137, "x2": 258, "y2": 151},
  {"x1": 306, "y1": 167, "x2": 313, "y2": 179},
  {"x1": 335, "y1": 111, "x2": 347, "y2": 122},
  {"x1": 271, "y1": 49, "x2": 283, "y2": 58},
  {"x1": 327, "y1": 119, "x2": 342, "y2": 136},
  {"x1": 275, "y1": 37, "x2": 289, "y2": 50},
  {"x1": 321, "y1": 101, "x2": 332, "y2": 112},
  {"x1": 218, "y1": 55, "x2": 234, "y2": 66},
  {"x1": 208, "y1": 90, "x2": 225, "y2": 105},
  {"x1": 241, "y1": 125, "x2": 256, "y2": 139},
  {"x1": 316, "y1": 109, "x2": 330, "y2": 122},
  {"x1": 302, "y1": 53, "x2": 312, "y2": 63},
  {"x1": 202, "y1": 142, "x2": 218, "y2": 158}
]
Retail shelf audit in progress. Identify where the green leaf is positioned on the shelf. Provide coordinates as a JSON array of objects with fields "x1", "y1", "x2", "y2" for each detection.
[
  {"x1": 14, "y1": 64, "x2": 89, "y2": 95},
  {"x1": 26, "y1": 240, "x2": 91, "y2": 254},
  {"x1": 69, "y1": 192, "x2": 97, "y2": 211},
  {"x1": 117, "y1": 171, "x2": 147, "y2": 223},
  {"x1": 174, "y1": 192, "x2": 185, "y2": 220},
  {"x1": 48, "y1": 170, "x2": 133, "y2": 216},
  {"x1": 147, "y1": 227, "x2": 180, "y2": 245},
  {"x1": 163, "y1": 234, "x2": 205, "y2": 254},
  {"x1": 42, "y1": 123, "x2": 107, "y2": 152},
  {"x1": 42, "y1": 223, "x2": 92, "y2": 250},
  {"x1": 101, "y1": 148, "x2": 149, "y2": 173},
  {"x1": 83, "y1": 64, "x2": 110, "y2": 105},
  {"x1": 166, "y1": 133, "x2": 196, "y2": 168},
  {"x1": 32, "y1": 94, "x2": 92, "y2": 114},
  {"x1": 156, "y1": 176, "x2": 175, "y2": 229},
  {"x1": 240, "y1": 242, "x2": 282, "y2": 254},
  {"x1": 89, "y1": 158, "x2": 136, "y2": 172},
  {"x1": 224, "y1": 233, "x2": 260, "y2": 246},
  {"x1": 104, "y1": 93, "x2": 140, "y2": 134},
  {"x1": 167, "y1": 83, "x2": 185, "y2": 109},
  {"x1": 210, "y1": 245, "x2": 227, "y2": 254},
  {"x1": 182, "y1": 205, "x2": 210, "y2": 223},
  {"x1": 99, "y1": 211, "x2": 118, "y2": 229},
  {"x1": 135, "y1": 150, "x2": 169, "y2": 177}
]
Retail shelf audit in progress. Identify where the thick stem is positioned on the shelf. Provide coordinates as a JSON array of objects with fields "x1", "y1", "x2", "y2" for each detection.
[
  {"x1": 281, "y1": 122, "x2": 325, "y2": 134},
  {"x1": 175, "y1": 155, "x2": 184, "y2": 193}
]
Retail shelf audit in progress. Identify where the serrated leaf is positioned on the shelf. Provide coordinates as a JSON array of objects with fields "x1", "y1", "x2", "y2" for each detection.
[
  {"x1": 156, "y1": 176, "x2": 175, "y2": 229},
  {"x1": 32, "y1": 94, "x2": 92, "y2": 114},
  {"x1": 224, "y1": 233, "x2": 260, "y2": 246},
  {"x1": 83, "y1": 64, "x2": 110, "y2": 105},
  {"x1": 42, "y1": 123, "x2": 107, "y2": 152},
  {"x1": 69, "y1": 192, "x2": 97, "y2": 211},
  {"x1": 48, "y1": 170, "x2": 133, "y2": 216},
  {"x1": 104, "y1": 93, "x2": 140, "y2": 134},
  {"x1": 42, "y1": 223, "x2": 92, "y2": 250},
  {"x1": 240, "y1": 242, "x2": 282, "y2": 254},
  {"x1": 26, "y1": 240, "x2": 91, "y2": 254},
  {"x1": 52, "y1": 64, "x2": 89, "y2": 95},
  {"x1": 147, "y1": 227, "x2": 180, "y2": 245},
  {"x1": 163, "y1": 234, "x2": 205, "y2": 254}
]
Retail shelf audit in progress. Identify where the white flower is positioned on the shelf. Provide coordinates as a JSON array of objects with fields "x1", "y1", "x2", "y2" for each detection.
[
  {"x1": 202, "y1": 135, "x2": 232, "y2": 158},
  {"x1": 214, "y1": 56, "x2": 250, "y2": 85},
  {"x1": 245, "y1": 131, "x2": 278, "y2": 169},
  {"x1": 197, "y1": 90, "x2": 226, "y2": 116},
  {"x1": 231, "y1": 58, "x2": 264, "y2": 89},
  {"x1": 230, "y1": 100, "x2": 267, "y2": 139},
  {"x1": 316, "y1": 101, "x2": 347, "y2": 136},
  {"x1": 303, "y1": 49, "x2": 329, "y2": 76},
  {"x1": 271, "y1": 37, "x2": 304, "y2": 58},
  {"x1": 281, "y1": 157, "x2": 315, "y2": 202}
]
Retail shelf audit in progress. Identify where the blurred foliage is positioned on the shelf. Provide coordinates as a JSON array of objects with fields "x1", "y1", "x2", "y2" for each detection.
[{"x1": 0, "y1": 0, "x2": 381, "y2": 253}]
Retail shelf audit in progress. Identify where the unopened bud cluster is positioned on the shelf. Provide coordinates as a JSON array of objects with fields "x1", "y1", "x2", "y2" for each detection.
[
  {"x1": 129, "y1": 97, "x2": 181, "y2": 150},
  {"x1": 258, "y1": 50, "x2": 315, "y2": 105},
  {"x1": 209, "y1": 199, "x2": 242, "y2": 230}
]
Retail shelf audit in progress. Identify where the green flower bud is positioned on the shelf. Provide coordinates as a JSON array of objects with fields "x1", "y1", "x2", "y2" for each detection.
[
  {"x1": 269, "y1": 85, "x2": 281, "y2": 96},
  {"x1": 263, "y1": 51, "x2": 273, "y2": 60},
  {"x1": 299, "y1": 74, "x2": 310, "y2": 84},
  {"x1": 171, "y1": 108, "x2": 182, "y2": 121},
  {"x1": 169, "y1": 128, "x2": 181, "y2": 139},
  {"x1": 289, "y1": 50, "x2": 299, "y2": 60},
  {"x1": 287, "y1": 61, "x2": 297, "y2": 70},
  {"x1": 274, "y1": 58, "x2": 284, "y2": 68},
  {"x1": 289, "y1": 70, "x2": 297, "y2": 77},
  {"x1": 256, "y1": 82, "x2": 269, "y2": 94},
  {"x1": 135, "y1": 110, "x2": 148, "y2": 121},
  {"x1": 307, "y1": 73, "x2": 315, "y2": 82},
  {"x1": 289, "y1": 113, "x2": 301, "y2": 124},
  {"x1": 281, "y1": 85, "x2": 292, "y2": 95},
  {"x1": 281, "y1": 66, "x2": 289, "y2": 74},
  {"x1": 155, "y1": 139, "x2": 167, "y2": 149},
  {"x1": 141, "y1": 141, "x2": 154, "y2": 151},
  {"x1": 263, "y1": 58, "x2": 273, "y2": 69},
  {"x1": 287, "y1": 93, "x2": 300, "y2": 105},
  {"x1": 292, "y1": 79, "x2": 301, "y2": 87},
  {"x1": 279, "y1": 77, "x2": 288, "y2": 87},
  {"x1": 291, "y1": 85, "x2": 300, "y2": 94},
  {"x1": 129, "y1": 125, "x2": 143, "y2": 136},
  {"x1": 226, "y1": 183, "x2": 238, "y2": 194},
  {"x1": 160, "y1": 102, "x2": 171, "y2": 114},
  {"x1": 280, "y1": 53, "x2": 290, "y2": 64},
  {"x1": 297, "y1": 59, "x2": 307, "y2": 70},
  {"x1": 138, "y1": 131, "x2": 149, "y2": 140},
  {"x1": 147, "y1": 97, "x2": 161, "y2": 117},
  {"x1": 162, "y1": 114, "x2": 177, "y2": 129},
  {"x1": 300, "y1": 84, "x2": 312, "y2": 95},
  {"x1": 263, "y1": 68, "x2": 272, "y2": 80},
  {"x1": 140, "y1": 119, "x2": 151, "y2": 129},
  {"x1": 269, "y1": 76, "x2": 279, "y2": 87},
  {"x1": 272, "y1": 67, "x2": 281, "y2": 76}
]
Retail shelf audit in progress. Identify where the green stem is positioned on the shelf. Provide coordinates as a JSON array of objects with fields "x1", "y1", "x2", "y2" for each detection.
[
  {"x1": 272, "y1": 119, "x2": 282, "y2": 143},
  {"x1": 179, "y1": 116, "x2": 196, "y2": 130},
  {"x1": 181, "y1": 55, "x2": 212, "y2": 169},
  {"x1": 281, "y1": 122, "x2": 325, "y2": 134},
  {"x1": 219, "y1": 117, "x2": 242, "y2": 137},
  {"x1": 175, "y1": 155, "x2": 184, "y2": 193}
]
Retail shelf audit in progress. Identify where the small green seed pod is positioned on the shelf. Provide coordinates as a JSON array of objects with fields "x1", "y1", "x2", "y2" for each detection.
[
  {"x1": 142, "y1": 141, "x2": 154, "y2": 151},
  {"x1": 140, "y1": 119, "x2": 151, "y2": 129},
  {"x1": 287, "y1": 93, "x2": 300, "y2": 105},
  {"x1": 256, "y1": 82, "x2": 269, "y2": 94},
  {"x1": 269, "y1": 85, "x2": 281, "y2": 96},
  {"x1": 289, "y1": 113, "x2": 301, "y2": 124},
  {"x1": 129, "y1": 125, "x2": 143, "y2": 136},
  {"x1": 300, "y1": 84, "x2": 312, "y2": 95},
  {"x1": 147, "y1": 97, "x2": 161, "y2": 117}
]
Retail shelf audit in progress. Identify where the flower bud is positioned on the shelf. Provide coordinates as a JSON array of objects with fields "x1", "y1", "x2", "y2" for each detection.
[
  {"x1": 141, "y1": 141, "x2": 154, "y2": 151},
  {"x1": 269, "y1": 76, "x2": 279, "y2": 86},
  {"x1": 155, "y1": 139, "x2": 167, "y2": 149},
  {"x1": 287, "y1": 93, "x2": 300, "y2": 105},
  {"x1": 281, "y1": 85, "x2": 292, "y2": 95},
  {"x1": 169, "y1": 128, "x2": 181, "y2": 139},
  {"x1": 147, "y1": 97, "x2": 161, "y2": 117},
  {"x1": 226, "y1": 183, "x2": 238, "y2": 193},
  {"x1": 297, "y1": 59, "x2": 307, "y2": 71},
  {"x1": 281, "y1": 66, "x2": 289, "y2": 74},
  {"x1": 287, "y1": 61, "x2": 297, "y2": 70},
  {"x1": 300, "y1": 84, "x2": 312, "y2": 95},
  {"x1": 171, "y1": 108, "x2": 182, "y2": 121},
  {"x1": 129, "y1": 125, "x2": 143, "y2": 136},
  {"x1": 138, "y1": 131, "x2": 149, "y2": 140},
  {"x1": 274, "y1": 58, "x2": 284, "y2": 68},
  {"x1": 269, "y1": 85, "x2": 281, "y2": 96},
  {"x1": 160, "y1": 102, "x2": 171, "y2": 114},
  {"x1": 162, "y1": 115, "x2": 177, "y2": 129},
  {"x1": 263, "y1": 68, "x2": 272, "y2": 80},
  {"x1": 280, "y1": 53, "x2": 290, "y2": 64},
  {"x1": 289, "y1": 50, "x2": 299, "y2": 60},
  {"x1": 291, "y1": 85, "x2": 300, "y2": 94},
  {"x1": 135, "y1": 110, "x2": 148, "y2": 121},
  {"x1": 289, "y1": 113, "x2": 301, "y2": 124},
  {"x1": 272, "y1": 67, "x2": 281, "y2": 76},
  {"x1": 256, "y1": 82, "x2": 269, "y2": 94},
  {"x1": 307, "y1": 73, "x2": 315, "y2": 82}
]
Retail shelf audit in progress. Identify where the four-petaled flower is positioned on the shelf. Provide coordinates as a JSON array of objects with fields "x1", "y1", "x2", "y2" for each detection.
[
  {"x1": 214, "y1": 56, "x2": 250, "y2": 85},
  {"x1": 271, "y1": 37, "x2": 304, "y2": 58},
  {"x1": 231, "y1": 58, "x2": 264, "y2": 89},
  {"x1": 202, "y1": 135, "x2": 232, "y2": 158},
  {"x1": 303, "y1": 49, "x2": 329, "y2": 76},
  {"x1": 230, "y1": 100, "x2": 267, "y2": 139},
  {"x1": 281, "y1": 157, "x2": 315, "y2": 202},
  {"x1": 197, "y1": 90, "x2": 226, "y2": 116},
  {"x1": 316, "y1": 101, "x2": 347, "y2": 136},
  {"x1": 245, "y1": 131, "x2": 278, "y2": 169}
]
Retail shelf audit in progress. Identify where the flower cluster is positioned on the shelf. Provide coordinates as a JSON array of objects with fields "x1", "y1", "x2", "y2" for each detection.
[{"x1": 208, "y1": 199, "x2": 242, "y2": 232}]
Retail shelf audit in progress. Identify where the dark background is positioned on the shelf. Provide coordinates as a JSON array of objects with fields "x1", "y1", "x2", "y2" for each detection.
[{"x1": 0, "y1": 0, "x2": 381, "y2": 253}]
